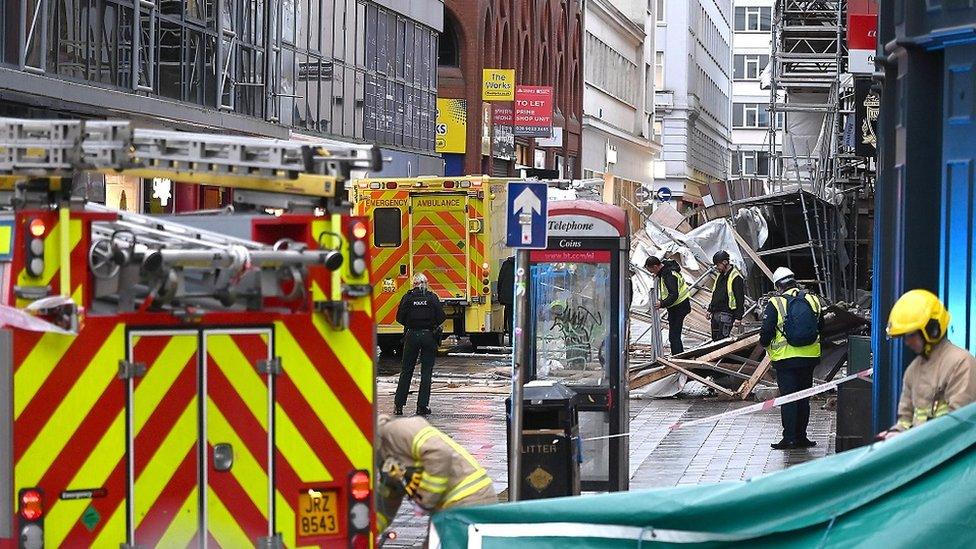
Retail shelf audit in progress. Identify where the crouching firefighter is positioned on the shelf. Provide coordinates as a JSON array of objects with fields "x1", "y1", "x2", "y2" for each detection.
[
  {"x1": 375, "y1": 414, "x2": 497, "y2": 533},
  {"x1": 878, "y1": 289, "x2": 976, "y2": 440}
]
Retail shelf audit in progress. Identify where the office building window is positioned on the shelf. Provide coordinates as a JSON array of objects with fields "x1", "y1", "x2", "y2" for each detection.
[
  {"x1": 733, "y1": 54, "x2": 769, "y2": 80},
  {"x1": 656, "y1": 0, "x2": 666, "y2": 22},
  {"x1": 734, "y1": 7, "x2": 772, "y2": 32},
  {"x1": 731, "y1": 151, "x2": 771, "y2": 176},
  {"x1": 733, "y1": 103, "x2": 770, "y2": 128}
]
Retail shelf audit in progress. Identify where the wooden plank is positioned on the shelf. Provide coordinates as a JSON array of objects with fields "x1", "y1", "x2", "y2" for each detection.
[
  {"x1": 668, "y1": 358, "x2": 774, "y2": 386},
  {"x1": 737, "y1": 355, "x2": 772, "y2": 400},
  {"x1": 731, "y1": 227, "x2": 775, "y2": 282},
  {"x1": 630, "y1": 366, "x2": 678, "y2": 389},
  {"x1": 659, "y1": 358, "x2": 735, "y2": 397},
  {"x1": 695, "y1": 333, "x2": 761, "y2": 363}
]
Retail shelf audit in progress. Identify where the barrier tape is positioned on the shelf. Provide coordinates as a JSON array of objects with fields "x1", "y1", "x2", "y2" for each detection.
[
  {"x1": 670, "y1": 368, "x2": 873, "y2": 430},
  {"x1": 582, "y1": 369, "x2": 873, "y2": 441}
]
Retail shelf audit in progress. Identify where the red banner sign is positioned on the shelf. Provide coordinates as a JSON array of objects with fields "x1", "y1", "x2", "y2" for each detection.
[
  {"x1": 847, "y1": 14, "x2": 877, "y2": 50},
  {"x1": 514, "y1": 85, "x2": 553, "y2": 138},
  {"x1": 492, "y1": 104, "x2": 514, "y2": 125},
  {"x1": 530, "y1": 250, "x2": 611, "y2": 263}
]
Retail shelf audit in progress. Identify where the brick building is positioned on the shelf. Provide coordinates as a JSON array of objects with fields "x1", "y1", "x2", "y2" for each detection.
[{"x1": 438, "y1": 0, "x2": 583, "y2": 177}]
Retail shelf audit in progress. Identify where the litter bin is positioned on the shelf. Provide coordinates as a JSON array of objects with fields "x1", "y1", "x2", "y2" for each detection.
[
  {"x1": 837, "y1": 335, "x2": 874, "y2": 451},
  {"x1": 507, "y1": 381, "x2": 581, "y2": 500}
]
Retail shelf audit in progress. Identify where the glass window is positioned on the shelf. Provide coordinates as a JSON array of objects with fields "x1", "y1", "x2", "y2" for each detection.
[
  {"x1": 733, "y1": 103, "x2": 769, "y2": 128},
  {"x1": 654, "y1": 51, "x2": 664, "y2": 89},
  {"x1": 734, "y1": 6, "x2": 771, "y2": 31},
  {"x1": 439, "y1": 13, "x2": 460, "y2": 66},
  {"x1": 656, "y1": 0, "x2": 665, "y2": 22},
  {"x1": 530, "y1": 257, "x2": 612, "y2": 385},
  {"x1": 374, "y1": 208, "x2": 402, "y2": 247},
  {"x1": 733, "y1": 54, "x2": 768, "y2": 80}
]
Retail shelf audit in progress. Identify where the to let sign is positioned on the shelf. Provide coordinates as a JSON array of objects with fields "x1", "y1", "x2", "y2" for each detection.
[{"x1": 514, "y1": 86, "x2": 553, "y2": 138}]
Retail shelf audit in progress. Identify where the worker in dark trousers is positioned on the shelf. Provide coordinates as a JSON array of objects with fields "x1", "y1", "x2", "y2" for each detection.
[
  {"x1": 707, "y1": 250, "x2": 745, "y2": 341},
  {"x1": 760, "y1": 267, "x2": 825, "y2": 450},
  {"x1": 645, "y1": 256, "x2": 691, "y2": 355},
  {"x1": 497, "y1": 256, "x2": 515, "y2": 341},
  {"x1": 394, "y1": 273, "x2": 446, "y2": 416}
]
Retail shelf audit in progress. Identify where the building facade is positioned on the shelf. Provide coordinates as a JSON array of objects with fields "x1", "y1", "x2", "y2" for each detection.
[
  {"x1": 0, "y1": 0, "x2": 443, "y2": 212},
  {"x1": 438, "y1": 0, "x2": 583, "y2": 178},
  {"x1": 655, "y1": 0, "x2": 732, "y2": 207},
  {"x1": 581, "y1": 0, "x2": 660, "y2": 208},
  {"x1": 730, "y1": 0, "x2": 778, "y2": 183}
]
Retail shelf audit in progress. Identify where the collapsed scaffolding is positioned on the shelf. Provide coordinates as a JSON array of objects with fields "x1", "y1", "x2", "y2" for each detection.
[{"x1": 730, "y1": 0, "x2": 876, "y2": 305}]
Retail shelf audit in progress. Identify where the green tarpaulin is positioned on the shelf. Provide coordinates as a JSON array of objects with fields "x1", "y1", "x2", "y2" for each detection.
[{"x1": 432, "y1": 403, "x2": 976, "y2": 548}]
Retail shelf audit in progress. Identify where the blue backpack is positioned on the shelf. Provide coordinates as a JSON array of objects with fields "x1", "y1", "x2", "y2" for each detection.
[{"x1": 782, "y1": 291, "x2": 819, "y2": 346}]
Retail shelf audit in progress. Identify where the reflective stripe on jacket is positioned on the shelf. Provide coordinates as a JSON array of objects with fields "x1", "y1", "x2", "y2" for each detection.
[
  {"x1": 711, "y1": 268, "x2": 743, "y2": 311},
  {"x1": 892, "y1": 339, "x2": 976, "y2": 431},
  {"x1": 378, "y1": 416, "x2": 496, "y2": 515},
  {"x1": 767, "y1": 288, "x2": 822, "y2": 362},
  {"x1": 660, "y1": 269, "x2": 690, "y2": 308}
]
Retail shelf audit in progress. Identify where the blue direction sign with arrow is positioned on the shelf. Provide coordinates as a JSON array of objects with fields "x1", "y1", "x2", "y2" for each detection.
[{"x1": 506, "y1": 182, "x2": 548, "y2": 248}]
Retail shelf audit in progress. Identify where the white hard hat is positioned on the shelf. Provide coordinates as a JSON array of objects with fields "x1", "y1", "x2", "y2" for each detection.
[{"x1": 772, "y1": 267, "x2": 795, "y2": 285}]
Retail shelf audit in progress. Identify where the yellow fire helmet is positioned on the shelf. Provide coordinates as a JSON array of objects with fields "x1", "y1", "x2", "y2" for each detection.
[{"x1": 886, "y1": 289, "x2": 951, "y2": 344}]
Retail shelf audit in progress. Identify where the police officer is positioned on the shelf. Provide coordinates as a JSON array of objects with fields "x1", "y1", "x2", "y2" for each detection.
[
  {"x1": 394, "y1": 273, "x2": 446, "y2": 416},
  {"x1": 707, "y1": 250, "x2": 745, "y2": 341}
]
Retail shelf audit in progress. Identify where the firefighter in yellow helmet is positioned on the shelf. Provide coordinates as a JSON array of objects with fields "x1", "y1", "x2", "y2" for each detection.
[
  {"x1": 878, "y1": 290, "x2": 976, "y2": 440},
  {"x1": 375, "y1": 414, "x2": 496, "y2": 534}
]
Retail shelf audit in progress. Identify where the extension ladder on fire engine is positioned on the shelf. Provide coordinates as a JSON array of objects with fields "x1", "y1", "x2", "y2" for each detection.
[{"x1": 0, "y1": 117, "x2": 381, "y2": 198}]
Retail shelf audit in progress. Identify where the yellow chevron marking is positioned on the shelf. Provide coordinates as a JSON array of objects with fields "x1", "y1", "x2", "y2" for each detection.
[
  {"x1": 133, "y1": 335, "x2": 198, "y2": 433},
  {"x1": 207, "y1": 399, "x2": 268, "y2": 519},
  {"x1": 275, "y1": 402, "x2": 332, "y2": 482},
  {"x1": 274, "y1": 322, "x2": 372, "y2": 470},
  {"x1": 206, "y1": 333, "x2": 269, "y2": 429},
  {"x1": 14, "y1": 332, "x2": 74, "y2": 418},
  {"x1": 134, "y1": 399, "x2": 196, "y2": 531},
  {"x1": 311, "y1": 314, "x2": 373, "y2": 403},
  {"x1": 207, "y1": 485, "x2": 254, "y2": 548},
  {"x1": 158, "y1": 486, "x2": 199, "y2": 547},
  {"x1": 15, "y1": 325, "x2": 124, "y2": 488},
  {"x1": 45, "y1": 396, "x2": 126, "y2": 545}
]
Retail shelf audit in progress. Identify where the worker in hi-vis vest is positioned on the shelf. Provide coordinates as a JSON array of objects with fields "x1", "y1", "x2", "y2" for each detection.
[
  {"x1": 707, "y1": 250, "x2": 745, "y2": 341},
  {"x1": 760, "y1": 267, "x2": 825, "y2": 450},
  {"x1": 645, "y1": 255, "x2": 691, "y2": 355}
]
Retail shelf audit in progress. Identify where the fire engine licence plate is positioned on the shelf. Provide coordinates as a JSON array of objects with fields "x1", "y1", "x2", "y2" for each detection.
[{"x1": 298, "y1": 490, "x2": 339, "y2": 537}]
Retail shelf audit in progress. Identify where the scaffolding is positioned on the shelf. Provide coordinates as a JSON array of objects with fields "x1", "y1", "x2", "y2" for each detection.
[{"x1": 756, "y1": 0, "x2": 873, "y2": 304}]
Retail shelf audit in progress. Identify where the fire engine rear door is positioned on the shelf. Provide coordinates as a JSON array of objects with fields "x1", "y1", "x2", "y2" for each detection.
[
  {"x1": 127, "y1": 331, "x2": 202, "y2": 546},
  {"x1": 126, "y1": 329, "x2": 274, "y2": 547},
  {"x1": 408, "y1": 193, "x2": 470, "y2": 301},
  {"x1": 203, "y1": 329, "x2": 274, "y2": 547}
]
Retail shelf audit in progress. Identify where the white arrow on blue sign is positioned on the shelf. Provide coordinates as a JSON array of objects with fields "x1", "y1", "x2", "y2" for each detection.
[{"x1": 506, "y1": 182, "x2": 548, "y2": 249}]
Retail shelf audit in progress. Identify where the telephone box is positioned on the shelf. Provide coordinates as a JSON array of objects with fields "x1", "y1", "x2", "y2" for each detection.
[{"x1": 525, "y1": 201, "x2": 630, "y2": 491}]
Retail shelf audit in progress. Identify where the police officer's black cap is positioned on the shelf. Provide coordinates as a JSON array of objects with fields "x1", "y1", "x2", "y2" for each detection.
[{"x1": 712, "y1": 251, "x2": 730, "y2": 265}]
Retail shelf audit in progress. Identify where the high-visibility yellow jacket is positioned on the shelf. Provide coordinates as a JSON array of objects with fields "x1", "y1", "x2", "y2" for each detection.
[
  {"x1": 764, "y1": 288, "x2": 824, "y2": 362},
  {"x1": 891, "y1": 339, "x2": 976, "y2": 431},
  {"x1": 659, "y1": 266, "x2": 690, "y2": 309},
  {"x1": 376, "y1": 415, "x2": 496, "y2": 530}
]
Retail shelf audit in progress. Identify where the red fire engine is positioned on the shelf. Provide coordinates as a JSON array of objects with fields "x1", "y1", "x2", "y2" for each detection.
[{"x1": 0, "y1": 118, "x2": 380, "y2": 548}]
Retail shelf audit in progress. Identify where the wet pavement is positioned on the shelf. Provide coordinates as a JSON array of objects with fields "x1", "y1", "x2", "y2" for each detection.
[{"x1": 376, "y1": 352, "x2": 837, "y2": 547}]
